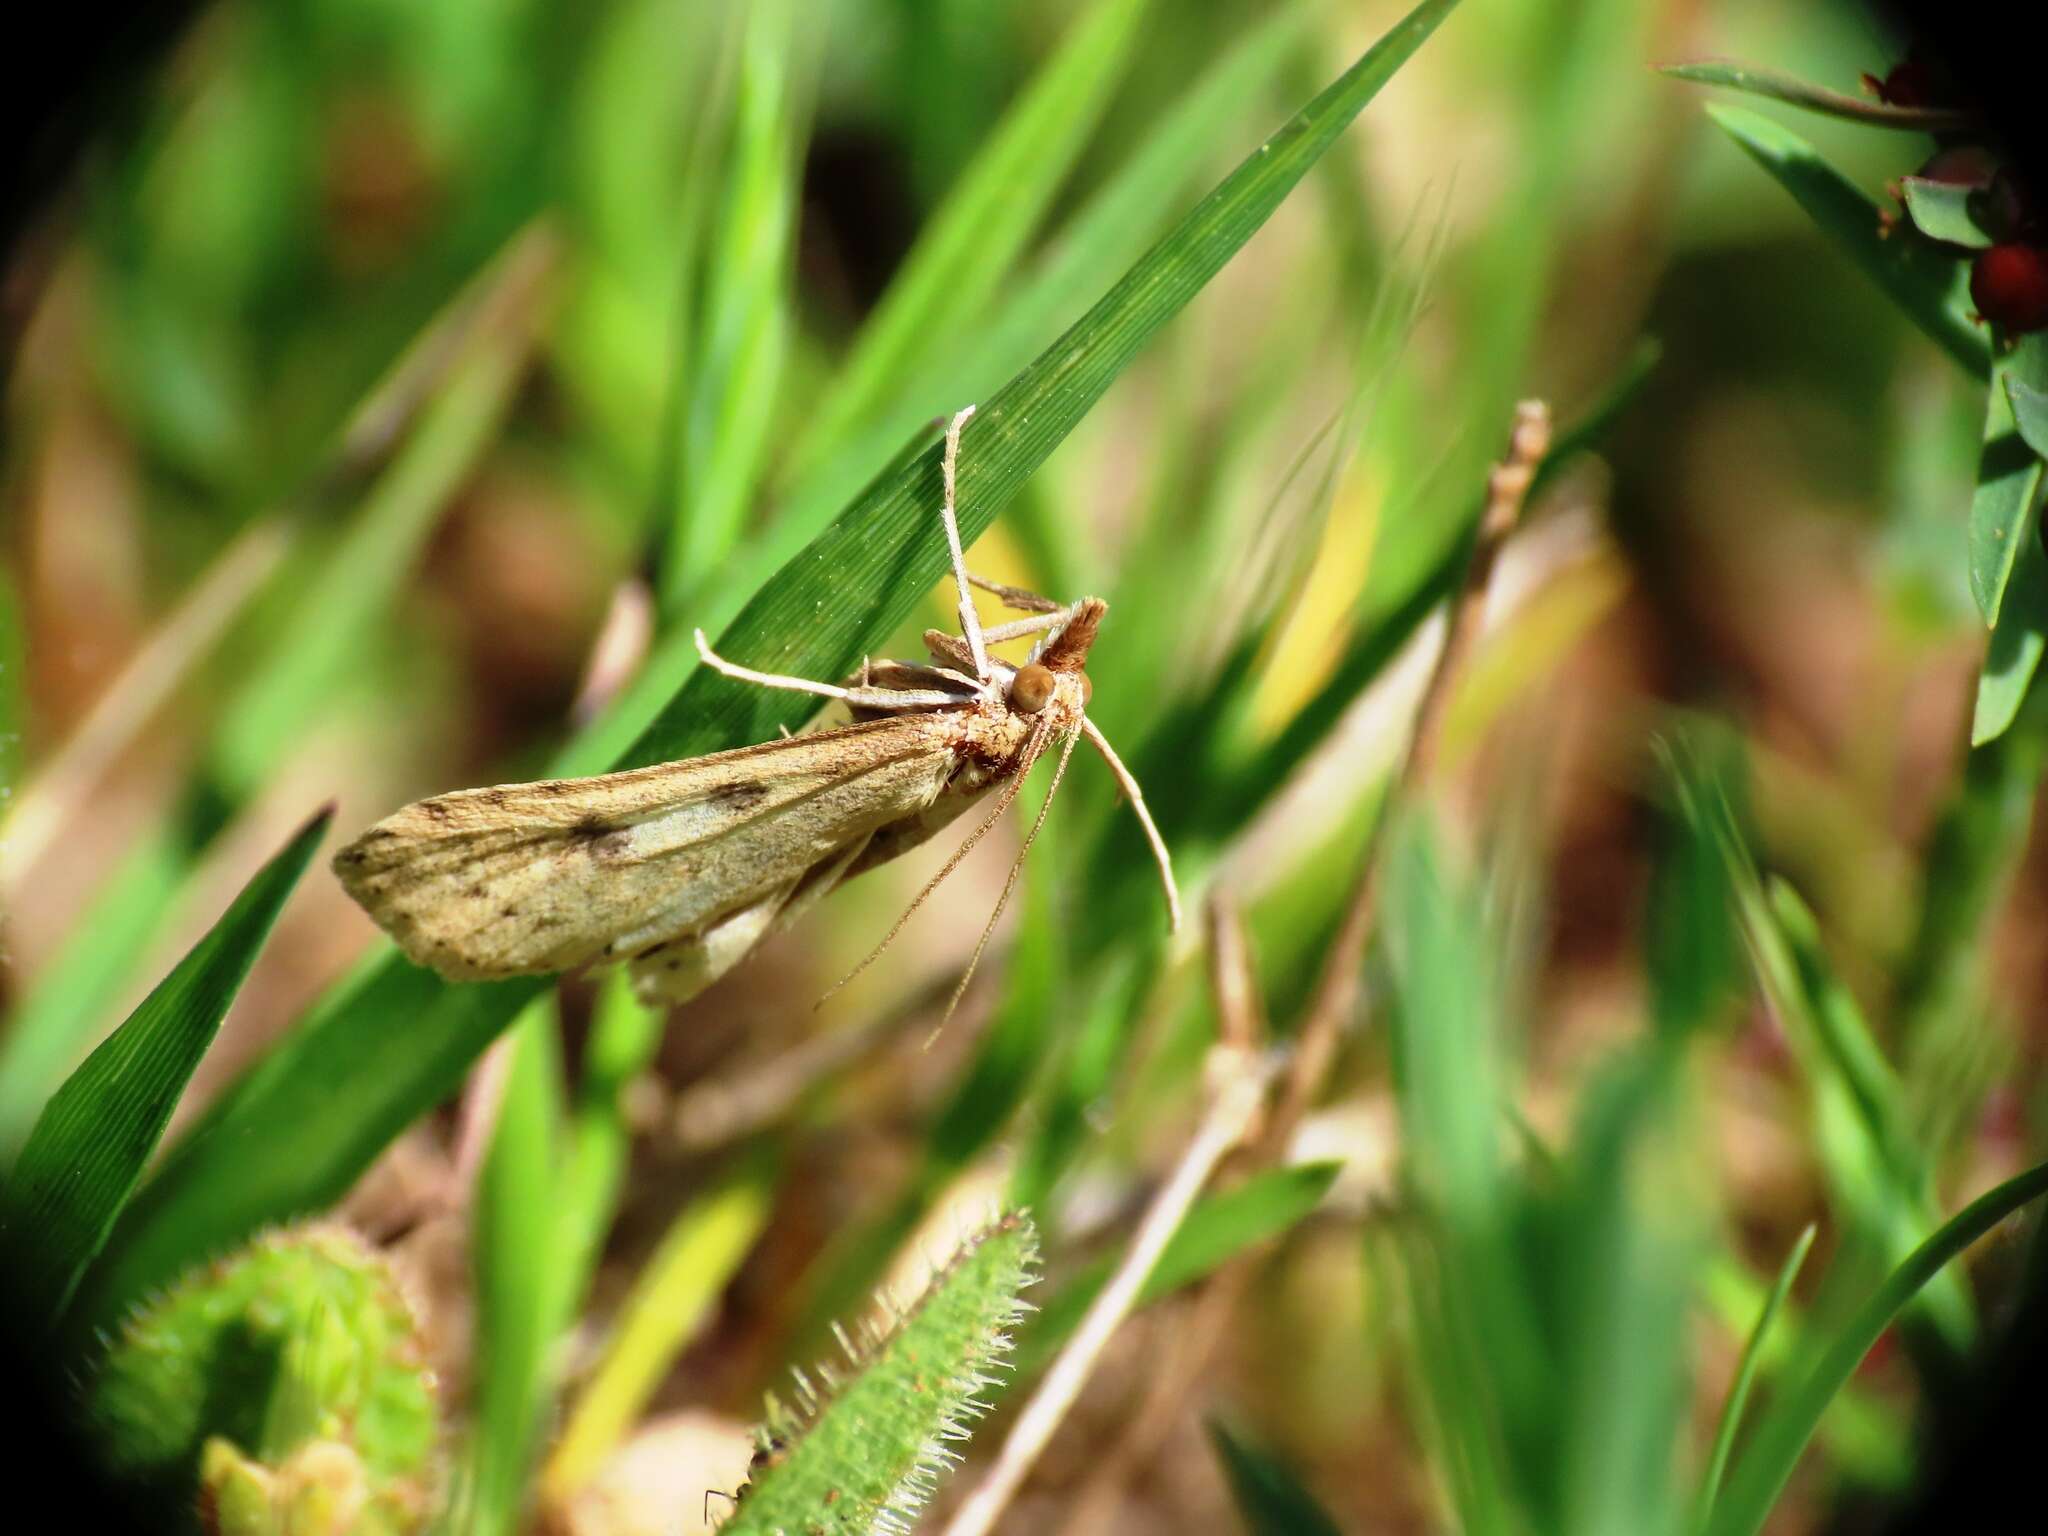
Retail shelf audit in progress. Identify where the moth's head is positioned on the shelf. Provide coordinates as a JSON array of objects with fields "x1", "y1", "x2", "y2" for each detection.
[{"x1": 1011, "y1": 597, "x2": 1104, "y2": 719}]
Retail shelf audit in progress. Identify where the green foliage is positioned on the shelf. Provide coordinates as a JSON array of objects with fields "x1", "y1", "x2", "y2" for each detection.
[
  {"x1": 1972, "y1": 338, "x2": 2048, "y2": 742},
  {"x1": 1703, "y1": 105, "x2": 1986, "y2": 379},
  {"x1": 1380, "y1": 815, "x2": 1706, "y2": 1536},
  {"x1": 2, "y1": 808, "x2": 329, "y2": 1328},
  {"x1": 11, "y1": 6, "x2": 2047, "y2": 1534},
  {"x1": 727, "y1": 1213, "x2": 1038, "y2": 1536},
  {"x1": 76, "y1": 0, "x2": 1463, "y2": 1333},
  {"x1": 84, "y1": 1223, "x2": 439, "y2": 1535}
]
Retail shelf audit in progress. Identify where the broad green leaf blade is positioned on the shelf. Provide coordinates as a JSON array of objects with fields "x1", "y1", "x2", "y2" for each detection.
[
  {"x1": 0, "y1": 806, "x2": 329, "y2": 1327},
  {"x1": 1967, "y1": 336, "x2": 2048, "y2": 628},
  {"x1": 1695, "y1": 1224, "x2": 1816, "y2": 1534},
  {"x1": 80, "y1": 0, "x2": 1461, "y2": 1327},
  {"x1": 786, "y1": 0, "x2": 1154, "y2": 482},
  {"x1": 2011, "y1": 375, "x2": 2048, "y2": 460},
  {"x1": 1898, "y1": 178, "x2": 1993, "y2": 250},
  {"x1": 1971, "y1": 339, "x2": 2048, "y2": 742},
  {"x1": 1210, "y1": 1421, "x2": 1345, "y2": 1536},
  {"x1": 1973, "y1": 532, "x2": 2048, "y2": 744},
  {"x1": 457, "y1": 1008, "x2": 564, "y2": 1536},
  {"x1": 1704, "y1": 105, "x2": 1987, "y2": 381},
  {"x1": 1661, "y1": 60, "x2": 1973, "y2": 132},
  {"x1": 1707, "y1": 1158, "x2": 2048, "y2": 1536},
  {"x1": 1015, "y1": 1162, "x2": 1340, "y2": 1372}
]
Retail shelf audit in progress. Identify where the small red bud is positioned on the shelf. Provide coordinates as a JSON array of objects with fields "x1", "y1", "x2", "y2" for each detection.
[
  {"x1": 1970, "y1": 244, "x2": 2048, "y2": 334},
  {"x1": 1876, "y1": 57, "x2": 1938, "y2": 107}
]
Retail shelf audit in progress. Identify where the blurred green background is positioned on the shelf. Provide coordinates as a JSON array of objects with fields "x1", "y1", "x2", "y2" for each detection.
[{"x1": 4, "y1": 0, "x2": 2044, "y2": 1532}]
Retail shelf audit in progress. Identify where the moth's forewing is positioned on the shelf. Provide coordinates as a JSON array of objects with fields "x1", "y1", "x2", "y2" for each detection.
[{"x1": 333, "y1": 716, "x2": 960, "y2": 980}]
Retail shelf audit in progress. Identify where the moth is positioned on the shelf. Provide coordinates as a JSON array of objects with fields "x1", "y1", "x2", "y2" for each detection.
[{"x1": 334, "y1": 406, "x2": 1180, "y2": 1010}]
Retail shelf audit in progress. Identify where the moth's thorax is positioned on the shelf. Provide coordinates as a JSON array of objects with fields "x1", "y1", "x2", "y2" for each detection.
[{"x1": 955, "y1": 673, "x2": 1088, "y2": 770}]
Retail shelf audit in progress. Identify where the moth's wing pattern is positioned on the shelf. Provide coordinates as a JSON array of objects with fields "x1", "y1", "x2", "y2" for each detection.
[
  {"x1": 628, "y1": 836, "x2": 870, "y2": 1005},
  {"x1": 333, "y1": 716, "x2": 958, "y2": 979}
]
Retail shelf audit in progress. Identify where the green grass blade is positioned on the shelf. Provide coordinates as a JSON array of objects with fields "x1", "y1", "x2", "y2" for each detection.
[
  {"x1": 1707, "y1": 1158, "x2": 2048, "y2": 1536},
  {"x1": 458, "y1": 1005, "x2": 565, "y2": 1536},
  {"x1": 787, "y1": 0, "x2": 1154, "y2": 482},
  {"x1": 1661, "y1": 60, "x2": 1973, "y2": 132},
  {"x1": 1703, "y1": 104, "x2": 1987, "y2": 381},
  {"x1": 0, "y1": 245, "x2": 543, "y2": 1151},
  {"x1": 79, "y1": 0, "x2": 1460, "y2": 1326},
  {"x1": 212, "y1": 315, "x2": 534, "y2": 799},
  {"x1": 0, "y1": 806, "x2": 329, "y2": 1328},
  {"x1": 0, "y1": 823, "x2": 187, "y2": 1157},
  {"x1": 1694, "y1": 1223, "x2": 1817, "y2": 1535},
  {"x1": 660, "y1": 0, "x2": 801, "y2": 604},
  {"x1": 756, "y1": 0, "x2": 1315, "y2": 584},
  {"x1": 1210, "y1": 1420, "x2": 1345, "y2": 1536},
  {"x1": 544, "y1": 1152, "x2": 776, "y2": 1497}
]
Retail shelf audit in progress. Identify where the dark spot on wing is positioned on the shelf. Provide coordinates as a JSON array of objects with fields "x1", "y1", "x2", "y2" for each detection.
[
  {"x1": 709, "y1": 780, "x2": 770, "y2": 810},
  {"x1": 569, "y1": 816, "x2": 633, "y2": 860},
  {"x1": 467, "y1": 883, "x2": 487, "y2": 899},
  {"x1": 422, "y1": 800, "x2": 452, "y2": 823}
]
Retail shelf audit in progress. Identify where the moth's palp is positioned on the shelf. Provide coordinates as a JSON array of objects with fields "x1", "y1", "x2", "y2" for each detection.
[
  {"x1": 694, "y1": 629, "x2": 968, "y2": 712},
  {"x1": 939, "y1": 405, "x2": 992, "y2": 686},
  {"x1": 1080, "y1": 715, "x2": 1183, "y2": 932}
]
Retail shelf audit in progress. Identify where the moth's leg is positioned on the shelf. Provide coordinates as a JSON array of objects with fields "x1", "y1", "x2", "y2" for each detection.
[
  {"x1": 860, "y1": 657, "x2": 983, "y2": 694},
  {"x1": 938, "y1": 405, "x2": 992, "y2": 684},
  {"x1": 1079, "y1": 715, "x2": 1183, "y2": 933},
  {"x1": 980, "y1": 608, "x2": 1074, "y2": 646},
  {"x1": 694, "y1": 629, "x2": 966, "y2": 711},
  {"x1": 966, "y1": 571, "x2": 1063, "y2": 614}
]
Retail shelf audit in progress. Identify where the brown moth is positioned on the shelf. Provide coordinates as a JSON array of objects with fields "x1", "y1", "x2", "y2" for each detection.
[{"x1": 333, "y1": 406, "x2": 1180, "y2": 1009}]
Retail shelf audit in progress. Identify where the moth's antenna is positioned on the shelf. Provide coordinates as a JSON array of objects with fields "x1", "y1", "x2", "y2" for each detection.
[
  {"x1": 926, "y1": 722, "x2": 1081, "y2": 1048},
  {"x1": 939, "y1": 405, "x2": 991, "y2": 684},
  {"x1": 1080, "y1": 716, "x2": 1183, "y2": 932},
  {"x1": 817, "y1": 714, "x2": 1053, "y2": 1005}
]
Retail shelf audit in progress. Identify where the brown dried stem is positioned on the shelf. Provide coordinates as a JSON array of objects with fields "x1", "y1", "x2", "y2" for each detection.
[{"x1": 1063, "y1": 400, "x2": 1554, "y2": 1531}]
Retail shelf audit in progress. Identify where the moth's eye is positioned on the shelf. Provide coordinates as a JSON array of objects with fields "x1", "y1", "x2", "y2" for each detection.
[
  {"x1": 1010, "y1": 663, "x2": 1056, "y2": 714},
  {"x1": 1078, "y1": 671, "x2": 1093, "y2": 708}
]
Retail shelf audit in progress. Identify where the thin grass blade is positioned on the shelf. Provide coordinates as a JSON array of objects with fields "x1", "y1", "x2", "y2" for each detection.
[{"x1": 0, "y1": 806, "x2": 330, "y2": 1328}]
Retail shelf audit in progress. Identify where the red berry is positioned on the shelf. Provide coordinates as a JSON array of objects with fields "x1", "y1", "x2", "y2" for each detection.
[
  {"x1": 1970, "y1": 244, "x2": 2048, "y2": 333},
  {"x1": 1915, "y1": 145, "x2": 1997, "y2": 188}
]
